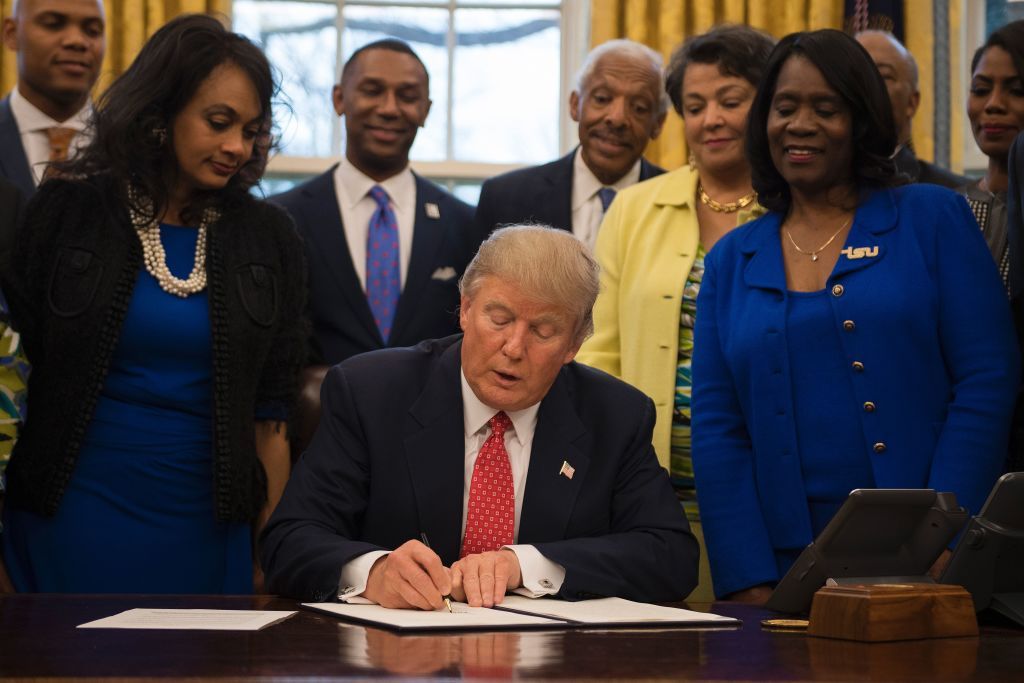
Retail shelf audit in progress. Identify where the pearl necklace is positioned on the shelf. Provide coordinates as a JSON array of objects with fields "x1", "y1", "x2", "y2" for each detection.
[{"x1": 127, "y1": 187, "x2": 218, "y2": 298}]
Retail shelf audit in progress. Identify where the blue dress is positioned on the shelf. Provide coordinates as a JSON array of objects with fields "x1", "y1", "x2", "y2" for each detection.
[
  {"x1": 3, "y1": 225, "x2": 251, "y2": 593},
  {"x1": 780, "y1": 290, "x2": 876, "y2": 574}
]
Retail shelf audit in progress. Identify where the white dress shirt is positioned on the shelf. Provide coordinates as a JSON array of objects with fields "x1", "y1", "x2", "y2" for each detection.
[
  {"x1": 337, "y1": 371, "x2": 567, "y2": 602},
  {"x1": 570, "y1": 147, "x2": 641, "y2": 251},
  {"x1": 332, "y1": 157, "x2": 417, "y2": 290},
  {"x1": 9, "y1": 86, "x2": 91, "y2": 186}
]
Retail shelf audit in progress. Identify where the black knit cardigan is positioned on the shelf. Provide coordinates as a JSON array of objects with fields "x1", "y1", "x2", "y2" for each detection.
[{"x1": 4, "y1": 176, "x2": 307, "y2": 521}]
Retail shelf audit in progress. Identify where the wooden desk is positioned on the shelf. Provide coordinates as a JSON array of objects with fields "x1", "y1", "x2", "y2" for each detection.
[{"x1": 1, "y1": 594, "x2": 1020, "y2": 680}]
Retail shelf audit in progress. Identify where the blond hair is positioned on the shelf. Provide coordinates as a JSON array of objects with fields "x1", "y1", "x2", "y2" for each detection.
[{"x1": 460, "y1": 226, "x2": 600, "y2": 343}]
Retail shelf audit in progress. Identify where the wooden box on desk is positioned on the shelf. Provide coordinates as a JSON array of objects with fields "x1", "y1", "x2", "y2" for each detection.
[{"x1": 807, "y1": 583, "x2": 978, "y2": 642}]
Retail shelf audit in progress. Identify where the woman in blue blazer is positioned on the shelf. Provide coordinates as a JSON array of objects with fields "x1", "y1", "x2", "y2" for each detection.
[{"x1": 691, "y1": 30, "x2": 1020, "y2": 603}]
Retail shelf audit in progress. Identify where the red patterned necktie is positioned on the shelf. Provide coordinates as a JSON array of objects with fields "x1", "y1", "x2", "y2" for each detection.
[{"x1": 461, "y1": 411, "x2": 515, "y2": 558}]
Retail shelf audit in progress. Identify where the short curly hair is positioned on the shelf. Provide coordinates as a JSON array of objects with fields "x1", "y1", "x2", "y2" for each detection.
[{"x1": 664, "y1": 24, "x2": 775, "y2": 117}]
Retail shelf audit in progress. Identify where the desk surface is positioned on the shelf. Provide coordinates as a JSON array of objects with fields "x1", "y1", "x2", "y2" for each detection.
[{"x1": 1, "y1": 594, "x2": 1020, "y2": 681}]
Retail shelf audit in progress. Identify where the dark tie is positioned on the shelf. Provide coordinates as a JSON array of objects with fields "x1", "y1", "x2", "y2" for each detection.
[
  {"x1": 366, "y1": 185, "x2": 400, "y2": 342},
  {"x1": 461, "y1": 412, "x2": 515, "y2": 558},
  {"x1": 598, "y1": 187, "x2": 617, "y2": 213}
]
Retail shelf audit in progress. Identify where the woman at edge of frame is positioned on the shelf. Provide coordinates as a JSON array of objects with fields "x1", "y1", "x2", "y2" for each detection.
[
  {"x1": 691, "y1": 29, "x2": 1019, "y2": 604},
  {"x1": 0, "y1": 14, "x2": 306, "y2": 594}
]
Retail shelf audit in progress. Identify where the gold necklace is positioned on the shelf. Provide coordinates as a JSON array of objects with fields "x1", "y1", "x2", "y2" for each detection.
[
  {"x1": 697, "y1": 181, "x2": 757, "y2": 213},
  {"x1": 784, "y1": 218, "x2": 852, "y2": 262}
]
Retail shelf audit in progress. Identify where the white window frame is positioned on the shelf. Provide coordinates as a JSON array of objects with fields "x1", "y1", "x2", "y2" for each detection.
[{"x1": 248, "y1": 0, "x2": 590, "y2": 183}]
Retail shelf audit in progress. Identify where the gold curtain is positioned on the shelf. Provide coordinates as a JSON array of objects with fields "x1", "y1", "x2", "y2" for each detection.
[
  {"x1": 905, "y1": 1, "x2": 964, "y2": 173},
  {"x1": 2, "y1": 0, "x2": 231, "y2": 98},
  {"x1": 590, "y1": 0, "x2": 846, "y2": 169}
]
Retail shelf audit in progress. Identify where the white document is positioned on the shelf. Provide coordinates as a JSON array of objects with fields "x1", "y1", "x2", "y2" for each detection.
[
  {"x1": 304, "y1": 597, "x2": 739, "y2": 631},
  {"x1": 77, "y1": 608, "x2": 297, "y2": 631},
  {"x1": 304, "y1": 601, "x2": 557, "y2": 631},
  {"x1": 497, "y1": 596, "x2": 739, "y2": 625}
]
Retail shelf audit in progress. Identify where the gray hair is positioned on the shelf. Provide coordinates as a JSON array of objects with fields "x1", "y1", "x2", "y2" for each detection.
[
  {"x1": 460, "y1": 225, "x2": 600, "y2": 343},
  {"x1": 575, "y1": 39, "x2": 669, "y2": 116}
]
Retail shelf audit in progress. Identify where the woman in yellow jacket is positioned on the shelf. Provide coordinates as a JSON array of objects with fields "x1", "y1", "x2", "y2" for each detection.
[{"x1": 578, "y1": 25, "x2": 773, "y2": 599}]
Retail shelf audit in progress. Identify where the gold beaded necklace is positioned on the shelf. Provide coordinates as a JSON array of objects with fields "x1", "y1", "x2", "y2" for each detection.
[{"x1": 697, "y1": 180, "x2": 757, "y2": 213}]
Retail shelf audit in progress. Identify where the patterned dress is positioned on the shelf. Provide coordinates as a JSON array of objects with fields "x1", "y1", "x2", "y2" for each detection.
[
  {"x1": 962, "y1": 181, "x2": 1009, "y2": 292},
  {"x1": 671, "y1": 244, "x2": 705, "y2": 522},
  {"x1": 0, "y1": 288, "x2": 29, "y2": 489}
]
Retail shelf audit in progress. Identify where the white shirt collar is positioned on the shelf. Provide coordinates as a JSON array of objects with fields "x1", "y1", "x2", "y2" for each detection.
[
  {"x1": 9, "y1": 86, "x2": 91, "y2": 134},
  {"x1": 570, "y1": 146, "x2": 641, "y2": 211},
  {"x1": 460, "y1": 369, "x2": 539, "y2": 447},
  {"x1": 335, "y1": 156, "x2": 415, "y2": 210}
]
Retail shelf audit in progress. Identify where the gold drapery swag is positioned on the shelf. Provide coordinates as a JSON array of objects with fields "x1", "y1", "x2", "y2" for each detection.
[{"x1": 590, "y1": 0, "x2": 963, "y2": 173}]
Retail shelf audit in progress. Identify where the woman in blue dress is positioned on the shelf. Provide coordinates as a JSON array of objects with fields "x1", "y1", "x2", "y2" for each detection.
[
  {"x1": 0, "y1": 15, "x2": 306, "y2": 593},
  {"x1": 691, "y1": 30, "x2": 1019, "y2": 603}
]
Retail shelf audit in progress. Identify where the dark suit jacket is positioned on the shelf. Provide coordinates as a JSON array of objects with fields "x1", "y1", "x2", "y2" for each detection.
[
  {"x1": 261, "y1": 335, "x2": 698, "y2": 603},
  {"x1": 893, "y1": 144, "x2": 968, "y2": 190},
  {"x1": 0, "y1": 96, "x2": 34, "y2": 198},
  {"x1": 0, "y1": 175, "x2": 24, "y2": 281},
  {"x1": 271, "y1": 168, "x2": 478, "y2": 365},
  {"x1": 474, "y1": 149, "x2": 664, "y2": 237}
]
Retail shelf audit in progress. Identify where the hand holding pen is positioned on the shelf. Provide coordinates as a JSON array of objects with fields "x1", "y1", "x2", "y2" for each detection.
[
  {"x1": 362, "y1": 538, "x2": 454, "y2": 611},
  {"x1": 420, "y1": 533, "x2": 454, "y2": 612}
]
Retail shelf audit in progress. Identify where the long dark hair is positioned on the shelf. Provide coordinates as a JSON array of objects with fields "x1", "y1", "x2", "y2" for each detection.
[
  {"x1": 63, "y1": 14, "x2": 277, "y2": 224},
  {"x1": 745, "y1": 29, "x2": 899, "y2": 213}
]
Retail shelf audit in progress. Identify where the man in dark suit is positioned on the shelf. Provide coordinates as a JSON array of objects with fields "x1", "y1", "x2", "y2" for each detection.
[
  {"x1": 1, "y1": 0, "x2": 106, "y2": 196},
  {"x1": 272, "y1": 39, "x2": 478, "y2": 366},
  {"x1": 262, "y1": 226, "x2": 698, "y2": 607},
  {"x1": 474, "y1": 40, "x2": 667, "y2": 249},
  {"x1": 856, "y1": 30, "x2": 967, "y2": 189}
]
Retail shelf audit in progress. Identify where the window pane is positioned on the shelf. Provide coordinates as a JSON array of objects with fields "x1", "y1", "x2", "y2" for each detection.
[
  {"x1": 452, "y1": 8, "x2": 560, "y2": 164},
  {"x1": 341, "y1": 5, "x2": 449, "y2": 162},
  {"x1": 234, "y1": 1, "x2": 338, "y2": 158},
  {"x1": 451, "y1": 181, "x2": 482, "y2": 206},
  {"x1": 458, "y1": 0, "x2": 560, "y2": 5}
]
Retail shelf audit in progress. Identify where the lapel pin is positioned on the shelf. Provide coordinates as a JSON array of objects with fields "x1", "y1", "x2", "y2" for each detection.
[
  {"x1": 559, "y1": 460, "x2": 575, "y2": 480},
  {"x1": 425, "y1": 202, "x2": 441, "y2": 219},
  {"x1": 840, "y1": 246, "x2": 879, "y2": 260}
]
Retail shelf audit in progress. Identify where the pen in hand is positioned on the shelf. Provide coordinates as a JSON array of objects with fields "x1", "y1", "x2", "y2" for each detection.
[{"x1": 419, "y1": 532, "x2": 454, "y2": 613}]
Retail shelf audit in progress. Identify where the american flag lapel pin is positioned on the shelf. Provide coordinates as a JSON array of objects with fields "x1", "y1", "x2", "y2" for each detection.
[{"x1": 559, "y1": 460, "x2": 575, "y2": 480}]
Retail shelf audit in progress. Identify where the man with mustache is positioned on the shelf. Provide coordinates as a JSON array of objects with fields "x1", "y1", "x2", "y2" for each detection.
[
  {"x1": 1, "y1": 0, "x2": 105, "y2": 197},
  {"x1": 474, "y1": 40, "x2": 667, "y2": 250},
  {"x1": 273, "y1": 39, "x2": 479, "y2": 368}
]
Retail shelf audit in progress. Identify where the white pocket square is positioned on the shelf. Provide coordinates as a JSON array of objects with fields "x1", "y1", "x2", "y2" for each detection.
[{"x1": 431, "y1": 266, "x2": 457, "y2": 281}]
